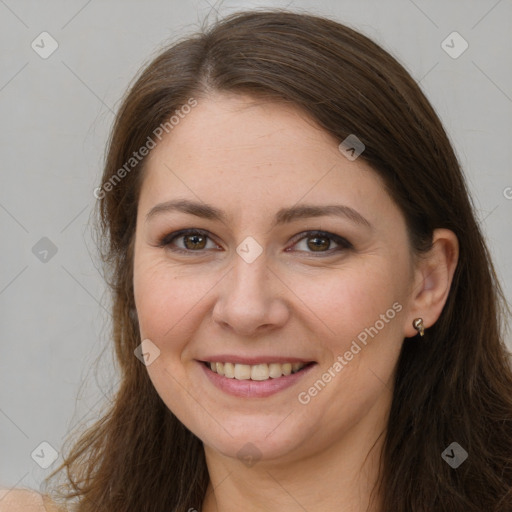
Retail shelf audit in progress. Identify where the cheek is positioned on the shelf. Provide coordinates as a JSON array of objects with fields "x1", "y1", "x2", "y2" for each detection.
[
  {"x1": 290, "y1": 264, "x2": 406, "y2": 420},
  {"x1": 290, "y1": 260, "x2": 404, "y2": 347},
  {"x1": 133, "y1": 255, "x2": 201, "y2": 343},
  {"x1": 133, "y1": 250, "x2": 229, "y2": 359}
]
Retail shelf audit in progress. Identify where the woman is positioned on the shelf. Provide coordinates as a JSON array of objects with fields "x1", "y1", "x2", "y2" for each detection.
[{"x1": 4, "y1": 8, "x2": 511, "y2": 512}]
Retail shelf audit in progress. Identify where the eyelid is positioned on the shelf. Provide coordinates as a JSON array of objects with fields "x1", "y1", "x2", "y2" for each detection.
[
  {"x1": 158, "y1": 228, "x2": 220, "y2": 251},
  {"x1": 287, "y1": 230, "x2": 352, "y2": 253}
]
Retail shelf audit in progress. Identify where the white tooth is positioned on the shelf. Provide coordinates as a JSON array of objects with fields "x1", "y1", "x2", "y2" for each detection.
[
  {"x1": 211, "y1": 361, "x2": 303, "y2": 380},
  {"x1": 281, "y1": 363, "x2": 292, "y2": 376},
  {"x1": 223, "y1": 362, "x2": 235, "y2": 378},
  {"x1": 251, "y1": 364, "x2": 269, "y2": 381},
  {"x1": 234, "y1": 364, "x2": 251, "y2": 380},
  {"x1": 216, "y1": 362, "x2": 225, "y2": 376},
  {"x1": 268, "y1": 363, "x2": 283, "y2": 378}
]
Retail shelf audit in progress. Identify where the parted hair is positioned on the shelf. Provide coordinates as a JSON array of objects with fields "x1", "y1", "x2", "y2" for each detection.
[{"x1": 45, "y1": 9, "x2": 512, "y2": 512}]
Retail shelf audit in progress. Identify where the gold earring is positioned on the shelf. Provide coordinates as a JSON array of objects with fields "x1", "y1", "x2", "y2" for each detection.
[{"x1": 413, "y1": 318, "x2": 425, "y2": 337}]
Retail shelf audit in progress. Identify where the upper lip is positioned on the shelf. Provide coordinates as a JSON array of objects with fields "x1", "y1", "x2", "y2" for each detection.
[{"x1": 198, "y1": 355, "x2": 316, "y2": 365}]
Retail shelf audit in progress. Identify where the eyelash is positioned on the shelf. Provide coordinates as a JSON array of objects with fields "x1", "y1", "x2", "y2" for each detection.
[{"x1": 157, "y1": 228, "x2": 353, "y2": 256}]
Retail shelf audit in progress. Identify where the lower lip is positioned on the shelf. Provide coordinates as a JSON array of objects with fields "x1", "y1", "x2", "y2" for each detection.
[{"x1": 199, "y1": 361, "x2": 317, "y2": 398}]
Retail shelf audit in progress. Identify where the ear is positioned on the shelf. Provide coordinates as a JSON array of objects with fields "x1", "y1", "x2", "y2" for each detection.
[{"x1": 404, "y1": 228, "x2": 459, "y2": 338}]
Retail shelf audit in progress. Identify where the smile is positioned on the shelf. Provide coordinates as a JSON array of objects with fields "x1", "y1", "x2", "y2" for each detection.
[{"x1": 199, "y1": 360, "x2": 317, "y2": 398}]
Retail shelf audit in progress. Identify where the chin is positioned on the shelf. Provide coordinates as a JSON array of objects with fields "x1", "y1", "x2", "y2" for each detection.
[{"x1": 198, "y1": 418, "x2": 312, "y2": 464}]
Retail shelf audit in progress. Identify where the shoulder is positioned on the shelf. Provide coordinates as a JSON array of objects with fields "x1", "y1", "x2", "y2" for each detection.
[{"x1": 0, "y1": 489, "x2": 63, "y2": 512}]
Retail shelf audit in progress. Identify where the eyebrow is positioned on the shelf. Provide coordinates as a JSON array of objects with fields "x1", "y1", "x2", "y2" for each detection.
[{"x1": 145, "y1": 199, "x2": 371, "y2": 228}]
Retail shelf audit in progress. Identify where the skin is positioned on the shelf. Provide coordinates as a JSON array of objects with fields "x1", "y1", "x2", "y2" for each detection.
[{"x1": 132, "y1": 93, "x2": 458, "y2": 512}]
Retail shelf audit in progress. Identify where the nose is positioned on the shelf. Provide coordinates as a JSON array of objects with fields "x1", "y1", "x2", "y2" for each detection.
[{"x1": 211, "y1": 253, "x2": 290, "y2": 337}]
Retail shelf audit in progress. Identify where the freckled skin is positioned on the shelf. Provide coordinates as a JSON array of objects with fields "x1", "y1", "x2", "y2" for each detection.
[{"x1": 132, "y1": 93, "x2": 457, "y2": 512}]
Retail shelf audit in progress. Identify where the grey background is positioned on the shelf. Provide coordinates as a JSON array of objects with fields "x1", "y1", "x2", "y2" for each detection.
[{"x1": 1, "y1": 0, "x2": 511, "y2": 493}]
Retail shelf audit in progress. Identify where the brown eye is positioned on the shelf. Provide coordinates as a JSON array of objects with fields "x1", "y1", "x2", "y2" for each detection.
[
  {"x1": 291, "y1": 230, "x2": 352, "y2": 255},
  {"x1": 158, "y1": 229, "x2": 219, "y2": 253},
  {"x1": 307, "y1": 235, "x2": 331, "y2": 251},
  {"x1": 183, "y1": 233, "x2": 207, "y2": 250}
]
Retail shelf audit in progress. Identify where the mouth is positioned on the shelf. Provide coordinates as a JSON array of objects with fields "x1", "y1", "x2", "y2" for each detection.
[
  {"x1": 197, "y1": 354, "x2": 318, "y2": 398},
  {"x1": 201, "y1": 360, "x2": 316, "y2": 381}
]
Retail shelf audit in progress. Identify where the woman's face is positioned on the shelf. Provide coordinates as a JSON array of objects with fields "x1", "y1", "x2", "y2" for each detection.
[{"x1": 133, "y1": 93, "x2": 418, "y2": 463}]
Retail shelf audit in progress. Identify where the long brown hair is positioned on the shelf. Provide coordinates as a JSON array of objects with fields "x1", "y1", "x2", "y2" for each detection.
[{"x1": 45, "y1": 9, "x2": 512, "y2": 511}]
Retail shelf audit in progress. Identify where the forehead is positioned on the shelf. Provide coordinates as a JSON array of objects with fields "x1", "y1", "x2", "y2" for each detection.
[
  {"x1": 138, "y1": 93, "x2": 397, "y2": 230},
  {"x1": 150, "y1": 93, "x2": 341, "y2": 169}
]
